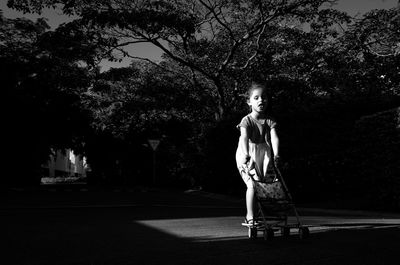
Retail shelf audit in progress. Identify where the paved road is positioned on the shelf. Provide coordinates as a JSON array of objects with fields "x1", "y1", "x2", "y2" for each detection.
[{"x1": 2, "y1": 187, "x2": 400, "y2": 265}]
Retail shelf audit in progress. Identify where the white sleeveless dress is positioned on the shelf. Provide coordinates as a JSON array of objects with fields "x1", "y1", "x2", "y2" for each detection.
[{"x1": 236, "y1": 115, "x2": 277, "y2": 182}]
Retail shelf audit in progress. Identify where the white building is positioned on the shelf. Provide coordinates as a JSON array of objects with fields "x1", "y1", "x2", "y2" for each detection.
[{"x1": 41, "y1": 149, "x2": 89, "y2": 184}]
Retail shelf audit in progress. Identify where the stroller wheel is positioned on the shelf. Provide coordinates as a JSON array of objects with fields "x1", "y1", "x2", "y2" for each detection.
[
  {"x1": 248, "y1": 227, "x2": 257, "y2": 239},
  {"x1": 299, "y1": 226, "x2": 310, "y2": 239},
  {"x1": 263, "y1": 228, "x2": 274, "y2": 241},
  {"x1": 281, "y1": 227, "x2": 290, "y2": 237}
]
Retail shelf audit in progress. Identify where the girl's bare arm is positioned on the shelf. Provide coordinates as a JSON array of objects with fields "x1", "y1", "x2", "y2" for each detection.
[
  {"x1": 238, "y1": 126, "x2": 250, "y2": 165},
  {"x1": 270, "y1": 128, "x2": 280, "y2": 157}
]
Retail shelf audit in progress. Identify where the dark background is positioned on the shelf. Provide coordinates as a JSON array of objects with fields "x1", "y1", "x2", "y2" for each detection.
[{"x1": 2, "y1": 0, "x2": 399, "y2": 212}]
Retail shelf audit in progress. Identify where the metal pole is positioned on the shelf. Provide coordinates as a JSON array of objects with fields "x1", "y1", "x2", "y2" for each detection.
[
  {"x1": 148, "y1": 139, "x2": 160, "y2": 186},
  {"x1": 152, "y1": 150, "x2": 156, "y2": 185}
]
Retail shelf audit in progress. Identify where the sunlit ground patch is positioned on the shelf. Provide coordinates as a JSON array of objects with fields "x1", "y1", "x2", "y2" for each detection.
[{"x1": 134, "y1": 215, "x2": 400, "y2": 242}]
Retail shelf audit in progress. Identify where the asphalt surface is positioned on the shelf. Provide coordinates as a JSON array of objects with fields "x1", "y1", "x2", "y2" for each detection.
[{"x1": 2, "y1": 186, "x2": 400, "y2": 265}]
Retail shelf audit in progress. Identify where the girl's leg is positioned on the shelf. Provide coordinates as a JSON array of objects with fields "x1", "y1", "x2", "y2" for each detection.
[{"x1": 246, "y1": 187, "x2": 255, "y2": 221}]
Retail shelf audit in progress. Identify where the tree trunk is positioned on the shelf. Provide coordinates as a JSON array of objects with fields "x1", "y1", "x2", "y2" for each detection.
[{"x1": 213, "y1": 79, "x2": 226, "y2": 121}]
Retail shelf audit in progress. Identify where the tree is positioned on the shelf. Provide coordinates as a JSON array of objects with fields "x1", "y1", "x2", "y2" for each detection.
[
  {"x1": 348, "y1": 6, "x2": 400, "y2": 97},
  {"x1": 1, "y1": 13, "x2": 99, "y2": 185},
  {"x1": 6, "y1": 0, "x2": 400, "y2": 197},
  {"x1": 8, "y1": 0, "x2": 341, "y2": 119},
  {"x1": 81, "y1": 60, "x2": 215, "y2": 186}
]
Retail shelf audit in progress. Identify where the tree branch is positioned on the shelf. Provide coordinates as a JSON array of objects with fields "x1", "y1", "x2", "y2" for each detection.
[
  {"x1": 216, "y1": 8, "x2": 281, "y2": 76},
  {"x1": 198, "y1": 0, "x2": 236, "y2": 41},
  {"x1": 125, "y1": 28, "x2": 216, "y2": 81},
  {"x1": 116, "y1": 48, "x2": 198, "y2": 84},
  {"x1": 236, "y1": 23, "x2": 267, "y2": 70}
]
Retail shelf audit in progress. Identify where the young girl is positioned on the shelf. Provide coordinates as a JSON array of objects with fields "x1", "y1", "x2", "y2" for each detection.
[{"x1": 236, "y1": 82, "x2": 280, "y2": 225}]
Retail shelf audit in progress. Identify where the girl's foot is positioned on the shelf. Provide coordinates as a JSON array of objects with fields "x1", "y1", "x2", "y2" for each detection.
[{"x1": 242, "y1": 217, "x2": 258, "y2": 226}]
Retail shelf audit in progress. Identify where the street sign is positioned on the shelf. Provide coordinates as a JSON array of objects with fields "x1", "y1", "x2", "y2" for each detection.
[{"x1": 148, "y1": 139, "x2": 160, "y2": 151}]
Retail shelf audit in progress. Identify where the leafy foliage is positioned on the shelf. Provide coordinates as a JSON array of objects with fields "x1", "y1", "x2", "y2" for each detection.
[
  {"x1": 1, "y1": 13, "x2": 95, "y2": 185},
  {"x1": 3, "y1": 0, "x2": 400, "y2": 208},
  {"x1": 8, "y1": 0, "x2": 345, "y2": 118}
]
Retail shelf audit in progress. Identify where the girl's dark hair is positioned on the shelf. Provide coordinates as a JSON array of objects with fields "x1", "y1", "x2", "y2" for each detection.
[
  {"x1": 246, "y1": 82, "x2": 272, "y2": 112},
  {"x1": 246, "y1": 82, "x2": 266, "y2": 98}
]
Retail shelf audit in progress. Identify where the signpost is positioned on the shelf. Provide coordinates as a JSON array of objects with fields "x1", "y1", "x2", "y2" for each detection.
[
  {"x1": 148, "y1": 139, "x2": 160, "y2": 185},
  {"x1": 148, "y1": 139, "x2": 160, "y2": 151}
]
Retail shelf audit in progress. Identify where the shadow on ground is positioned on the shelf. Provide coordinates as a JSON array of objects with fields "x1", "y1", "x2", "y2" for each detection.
[{"x1": 2, "y1": 188, "x2": 400, "y2": 265}]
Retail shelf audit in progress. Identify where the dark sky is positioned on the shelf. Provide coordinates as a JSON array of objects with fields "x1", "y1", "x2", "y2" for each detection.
[
  {"x1": 327, "y1": 0, "x2": 397, "y2": 15},
  {"x1": 1, "y1": 0, "x2": 397, "y2": 71}
]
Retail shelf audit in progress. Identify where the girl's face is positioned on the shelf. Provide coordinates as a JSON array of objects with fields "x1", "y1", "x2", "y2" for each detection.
[{"x1": 248, "y1": 88, "x2": 268, "y2": 113}]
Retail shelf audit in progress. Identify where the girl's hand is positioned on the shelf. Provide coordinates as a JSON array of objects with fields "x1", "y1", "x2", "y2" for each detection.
[
  {"x1": 274, "y1": 155, "x2": 282, "y2": 169},
  {"x1": 238, "y1": 155, "x2": 250, "y2": 167},
  {"x1": 246, "y1": 157, "x2": 256, "y2": 171},
  {"x1": 244, "y1": 155, "x2": 251, "y2": 164},
  {"x1": 240, "y1": 155, "x2": 252, "y2": 172}
]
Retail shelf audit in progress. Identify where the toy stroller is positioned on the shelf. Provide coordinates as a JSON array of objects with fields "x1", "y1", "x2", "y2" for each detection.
[{"x1": 240, "y1": 160, "x2": 310, "y2": 240}]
